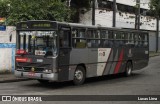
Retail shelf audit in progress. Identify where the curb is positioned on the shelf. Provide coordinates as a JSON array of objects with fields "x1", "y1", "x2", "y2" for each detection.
[
  {"x1": 149, "y1": 55, "x2": 160, "y2": 57},
  {"x1": 0, "y1": 78, "x2": 31, "y2": 83}
]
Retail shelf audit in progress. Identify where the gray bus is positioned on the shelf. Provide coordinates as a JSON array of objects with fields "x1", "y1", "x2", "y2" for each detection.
[{"x1": 15, "y1": 20, "x2": 149, "y2": 85}]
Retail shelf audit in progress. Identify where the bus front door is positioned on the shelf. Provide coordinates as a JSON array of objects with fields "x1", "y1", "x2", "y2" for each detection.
[{"x1": 58, "y1": 27, "x2": 71, "y2": 81}]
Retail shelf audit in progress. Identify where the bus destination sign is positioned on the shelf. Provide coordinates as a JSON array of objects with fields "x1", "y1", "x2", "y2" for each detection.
[
  {"x1": 32, "y1": 23, "x2": 51, "y2": 28},
  {"x1": 17, "y1": 21, "x2": 57, "y2": 30}
]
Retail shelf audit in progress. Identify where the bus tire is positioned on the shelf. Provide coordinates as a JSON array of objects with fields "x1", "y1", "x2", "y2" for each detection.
[
  {"x1": 73, "y1": 66, "x2": 86, "y2": 85},
  {"x1": 124, "y1": 62, "x2": 133, "y2": 77},
  {"x1": 37, "y1": 79, "x2": 49, "y2": 84}
]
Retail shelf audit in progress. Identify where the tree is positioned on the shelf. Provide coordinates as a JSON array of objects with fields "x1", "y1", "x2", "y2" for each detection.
[
  {"x1": 0, "y1": 0, "x2": 92, "y2": 25},
  {"x1": 150, "y1": 0, "x2": 160, "y2": 17},
  {"x1": 0, "y1": 0, "x2": 10, "y2": 17},
  {"x1": 0, "y1": 0, "x2": 73, "y2": 25}
]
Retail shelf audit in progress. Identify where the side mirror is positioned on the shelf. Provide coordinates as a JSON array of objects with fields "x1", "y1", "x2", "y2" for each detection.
[{"x1": 9, "y1": 34, "x2": 12, "y2": 42}]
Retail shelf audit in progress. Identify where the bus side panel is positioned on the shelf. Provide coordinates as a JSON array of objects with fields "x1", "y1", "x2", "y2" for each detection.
[
  {"x1": 97, "y1": 48, "x2": 112, "y2": 76},
  {"x1": 69, "y1": 49, "x2": 89, "y2": 80},
  {"x1": 109, "y1": 48, "x2": 120, "y2": 74},
  {"x1": 102, "y1": 48, "x2": 125, "y2": 75},
  {"x1": 102, "y1": 49, "x2": 113, "y2": 75},
  {"x1": 87, "y1": 48, "x2": 98, "y2": 77},
  {"x1": 133, "y1": 47, "x2": 149, "y2": 70}
]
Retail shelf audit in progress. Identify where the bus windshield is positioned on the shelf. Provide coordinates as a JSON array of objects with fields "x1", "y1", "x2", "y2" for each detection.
[{"x1": 18, "y1": 31, "x2": 57, "y2": 56}]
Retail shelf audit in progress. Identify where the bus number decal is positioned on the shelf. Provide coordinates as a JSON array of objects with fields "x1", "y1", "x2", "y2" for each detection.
[
  {"x1": 99, "y1": 52, "x2": 105, "y2": 56},
  {"x1": 97, "y1": 48, "x2": 111, "y2": 76}
]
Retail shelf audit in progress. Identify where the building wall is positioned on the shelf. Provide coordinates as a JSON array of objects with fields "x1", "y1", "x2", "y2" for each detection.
[
  {"x1": 149, "y1": 31, "x2": 156, "y2": 52},
  {"x1": 0, "y1": 26, "x2": 16, "y2": 72},
  {"x1": 108, "y1": 0, "x2": 150, "y2": 9},
  {"x1": 79, "y1": 0, "x2": 160, "y2": 52},
  {"x1": 80, "y1": 9, "x2": 159, "y2": 31}
]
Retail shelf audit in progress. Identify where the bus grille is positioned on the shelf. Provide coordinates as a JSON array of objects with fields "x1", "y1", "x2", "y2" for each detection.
[{"x1": 16, "y1": 63, "x2": 52, "y2": 73}]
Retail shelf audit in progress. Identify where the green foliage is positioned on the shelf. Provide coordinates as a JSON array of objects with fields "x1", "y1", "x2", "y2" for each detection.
[
  {"x1": 0, "y1": 0, "x2": 91, "y2": 25},
  {"x1": 0, "y1": 0, "x2": 73, "y2": 25},
  {"x1": 149, "y1": 0, "x2": 160, "y2": 17},
  {"x1": 0, "y1": 0, "x2": 10, "y2": 17}
]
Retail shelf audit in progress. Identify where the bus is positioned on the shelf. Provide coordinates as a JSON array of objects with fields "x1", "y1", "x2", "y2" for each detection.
[{"x1": 15, "y1": 20, "x2": 149, "y2": 85}]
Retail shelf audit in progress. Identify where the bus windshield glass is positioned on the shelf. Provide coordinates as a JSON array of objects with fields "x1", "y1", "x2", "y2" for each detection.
[{"x1": 19, "y1": 31, "x2": 57, "y2": 56}]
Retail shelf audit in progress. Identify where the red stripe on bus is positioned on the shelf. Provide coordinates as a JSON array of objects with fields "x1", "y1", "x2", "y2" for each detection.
[
  {"x1": 102, "y1": 49, "x2": 112, "y2": 75},
  {"x1": 114, "y1": 49, "x2": 124, "y2": 74},
  {"x1": 16, "y1": 57, "x2": 32, "y2": 63}
]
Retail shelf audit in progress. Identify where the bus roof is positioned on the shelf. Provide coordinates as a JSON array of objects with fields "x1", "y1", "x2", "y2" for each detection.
[{"x1": 16, "y1": 20, "x2": 148, "y2": 33}]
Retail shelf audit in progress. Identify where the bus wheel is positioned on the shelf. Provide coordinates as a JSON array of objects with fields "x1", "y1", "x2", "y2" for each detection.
[
  {"x1": 73, "y1": 66, "x2": 86, "y2": 85},
  {"x1": 124, "y1": 62, "x2": 133, "y2": 77},
  {"x1": 37, "y1": 79, "x2": 49, "y2": 84}
]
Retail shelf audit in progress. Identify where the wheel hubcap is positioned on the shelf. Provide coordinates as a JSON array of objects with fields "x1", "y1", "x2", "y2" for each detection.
[{"x1": 75, "y1": 70, "x2": 83, "y2": 81}]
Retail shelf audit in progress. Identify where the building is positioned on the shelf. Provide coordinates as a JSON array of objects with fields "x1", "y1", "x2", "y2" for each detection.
[
  {"x1": 0, "y1": 26, "x2": 16, "y2": 72},
  {"x1": 78, "y1": 0, "x2": 160, "y2": 51}
]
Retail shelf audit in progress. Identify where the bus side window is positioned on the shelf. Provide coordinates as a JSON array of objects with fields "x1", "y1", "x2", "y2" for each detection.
[
  {"x1": 140, "y1": 33, "x2": 148, "y2": 48},
  {"x1": 59, "y1": 29, "x2": 70, "y2": 48},
  {"x1": 87, "y1": 29, "x2": 100, "y2": 48},
  {"x1": 113, "y1": 32, "x2": 118, "y2": 47},
  {"x1": 108, "y1": 31, "x2": 113, "y2": 47},
  {"x1": 128, "y1": 33, "x2": 134, "y2": 44},
  {"x1": 134, "y1": 33, "x2": 139, "y2": 47},
  {"x1": 72, "y1": 28, "x2": 86, "y2": 48},
  {"x1": 101, "y1": 30, "x2": 109, "y2": 48},
  {"x1": 138, "y1": 34, "x2": 142, "y2": 47},
  {"x1": 144, "y1": 34, "x2": 148, "y2": 47},
  {"x1": 114, "y1": 31, "x2": 124, "y2": 47},
  {"x1": 120, "y1": 32, "x2": 125, "y2": 46},
  {"x1": 108, "y1": 31, "x2": 113, "y2": 39}
]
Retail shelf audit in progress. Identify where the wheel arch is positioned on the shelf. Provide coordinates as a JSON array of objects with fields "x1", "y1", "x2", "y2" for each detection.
[{"x1": 77, "y1": 63, "x2": 86, "y2": 73}]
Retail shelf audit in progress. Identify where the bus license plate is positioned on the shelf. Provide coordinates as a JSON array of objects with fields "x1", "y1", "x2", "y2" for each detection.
[{"x1": 28, "y1": 72, "x2": 35, "y2": 77}]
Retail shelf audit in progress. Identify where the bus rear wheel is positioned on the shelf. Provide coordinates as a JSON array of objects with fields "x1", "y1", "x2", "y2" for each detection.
[
  {"x1": 73, "y1": 66, "x2": 86, "y2": 85},
  {"x1": 124, "y1": 62, "x2": 133, "y2": 77}
]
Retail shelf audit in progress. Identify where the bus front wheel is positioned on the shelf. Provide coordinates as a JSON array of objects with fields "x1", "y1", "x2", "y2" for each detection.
[
  {"x1": 124, "y1": 62, "x2": 133, "y2": 77},
  {"x1": 73, "y1": 66, "x2": 86, "y2": 85}
]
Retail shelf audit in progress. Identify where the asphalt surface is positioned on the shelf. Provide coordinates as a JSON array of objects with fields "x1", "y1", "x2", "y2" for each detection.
[{"x1": 0, "y1": 56, "x2": 160, "y2": 104}]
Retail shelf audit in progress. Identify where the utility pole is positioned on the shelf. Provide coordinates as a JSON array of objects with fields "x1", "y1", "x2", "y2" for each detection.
[
  {"x1": 156, "y1": 17, "x2": 159, "y2": 52},
  {"x1": 135, "y1": 0, "x2": 140, "y2": 30},
  {"x1": 113, "y1": 0, "x2": 116, "y2": 27},
  {"x1": 92, "y1": 0, "x2": 95, "y2": 25},
  {"x1": 66, "y1": 0, "x2": 70, "y2": 7}
]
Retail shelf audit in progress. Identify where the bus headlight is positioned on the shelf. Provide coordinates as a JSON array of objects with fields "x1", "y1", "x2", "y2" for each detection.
[
  {"x1": 16, "y1": 67, "x2": 24, "y2": 71},
  {"x1": 43, "y1": 69, "x2": 52, "y2": 73}
]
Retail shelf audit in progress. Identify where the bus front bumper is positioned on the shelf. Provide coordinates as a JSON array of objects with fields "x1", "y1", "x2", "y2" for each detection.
[{"x1": 15, "y1": 70, "x2": 58, "y2": 81}]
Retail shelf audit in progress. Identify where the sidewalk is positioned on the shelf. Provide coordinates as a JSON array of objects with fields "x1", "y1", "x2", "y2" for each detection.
[
  {"x1": 149, "y1": 51, "x2": 160, "y2": 57},
  {"x1": 0, "y1": 72, "x2": 29, "y2": 83}
]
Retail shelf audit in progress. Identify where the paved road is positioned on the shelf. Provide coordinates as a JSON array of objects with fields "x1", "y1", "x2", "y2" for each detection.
[{"x1": 0, "y1": 56, "x2": 160, "y2": 104}]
